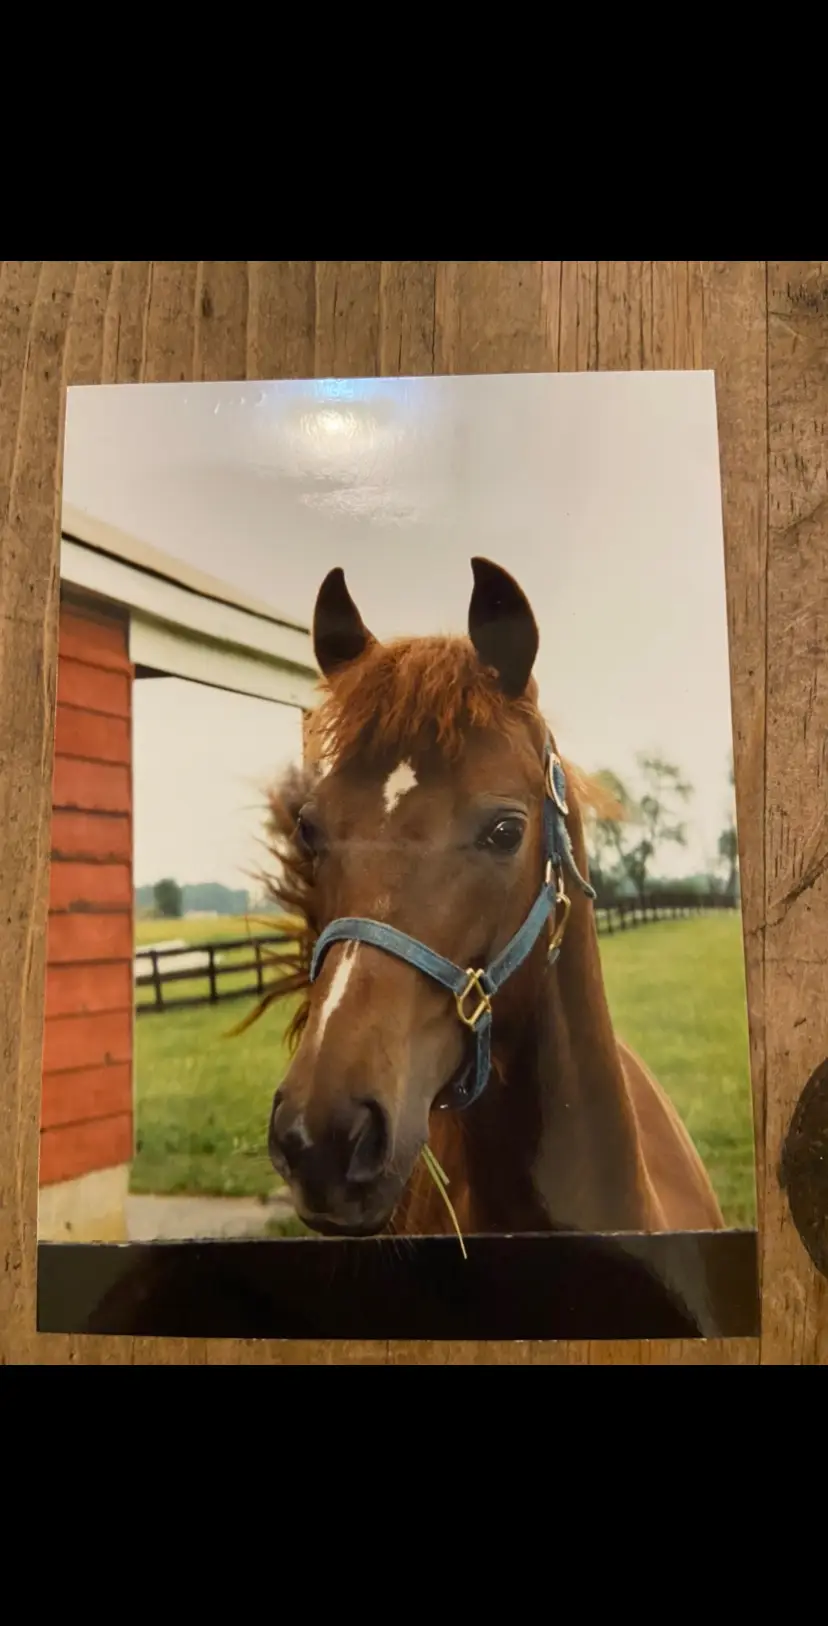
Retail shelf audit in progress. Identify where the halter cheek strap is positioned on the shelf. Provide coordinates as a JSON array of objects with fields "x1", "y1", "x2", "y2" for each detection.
[{"x1": 309, "y1": 740, "x2": 596, "y2": 1111}]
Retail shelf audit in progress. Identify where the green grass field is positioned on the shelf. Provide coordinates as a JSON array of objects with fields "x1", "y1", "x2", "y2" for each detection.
[
  {"x1": 132, "y1": 911, "x2": 757, "y2": 1228},
  {"x1": 133, "y1": 915, "x2": 297, "y2": 1199},
  {"x1": 598, "y1": 914, "x2": 756, "y2": 1227}
]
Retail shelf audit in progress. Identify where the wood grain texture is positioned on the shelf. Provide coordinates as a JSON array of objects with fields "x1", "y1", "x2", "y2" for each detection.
[
  {"x1": 761, "y1": 264, "x2": 828, "y2": 1364},
  {"x1": 0, "y1": 259, "x2": 823, "y2": 1366}
]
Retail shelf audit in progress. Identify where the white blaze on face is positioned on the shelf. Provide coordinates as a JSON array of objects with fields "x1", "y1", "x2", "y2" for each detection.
[
  {"x1": 382, "y1": 760, "x2": 418, "y2": 817},
  {"x1": 314, "y1": 942, "x2": 359, "y2": 1049},
  {"x1": 308, "y1": 761, "x2": 416, "y2": 1047}
]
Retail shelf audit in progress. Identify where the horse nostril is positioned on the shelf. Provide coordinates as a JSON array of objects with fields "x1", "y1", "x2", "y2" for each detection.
[
  {"x1": 269, "y1": 1098, "x2": 309, "y2": 1178},
  {"x1": 346, "y1": 1100, "x2": 390, "y2": 1185},
  {"x1": 280, "y1": 1126, "x2": 310, "y2": 1174}
]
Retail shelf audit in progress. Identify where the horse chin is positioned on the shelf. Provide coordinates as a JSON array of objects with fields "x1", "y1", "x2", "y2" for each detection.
[
  {"x1": 292, "y1": 1173, "x2": 406, "y2": 1240},
  {"x1": 297, "y1": 1212, "x2": 392, "y2": 1240}
]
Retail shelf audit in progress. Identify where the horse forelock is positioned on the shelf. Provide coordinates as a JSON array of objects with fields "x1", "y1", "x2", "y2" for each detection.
[{"x1": 314, "y1": 635, "x2": 543, "y2": 767}]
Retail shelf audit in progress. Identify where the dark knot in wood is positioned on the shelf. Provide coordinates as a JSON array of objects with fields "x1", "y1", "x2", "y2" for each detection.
[{"x1": 779, "y1": 1056, "x2": 828, "y2": 1280}]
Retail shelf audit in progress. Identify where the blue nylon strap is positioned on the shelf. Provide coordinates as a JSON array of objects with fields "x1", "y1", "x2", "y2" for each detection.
[
  {"x1": 307, "y1": 739, "x2": 595, "y2": 1110},
  {"x1": 309, "y1": 918, "x2": 499, "y2": 1110},
  {"x1": 485, "y1": 879, "x2": 557, "y2": 992},
  {"x1": 311, "y1": 917, "x2": 473, "y2": 997}
]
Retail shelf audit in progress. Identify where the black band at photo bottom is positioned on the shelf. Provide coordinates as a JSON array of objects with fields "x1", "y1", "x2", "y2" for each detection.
[{"x1": 37, "y1": 1230, "x2": 760, "y2": 1342}]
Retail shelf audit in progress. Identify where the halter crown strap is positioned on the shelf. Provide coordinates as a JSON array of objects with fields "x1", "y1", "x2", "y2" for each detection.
[{"x1": 309, "y1": 740, "x2": 595, "y2": 1110}]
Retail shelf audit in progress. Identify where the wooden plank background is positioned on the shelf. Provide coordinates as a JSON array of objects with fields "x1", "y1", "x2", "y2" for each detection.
[{"x1": 1, "y1": 260, "x2": 826, "y2": 1366}]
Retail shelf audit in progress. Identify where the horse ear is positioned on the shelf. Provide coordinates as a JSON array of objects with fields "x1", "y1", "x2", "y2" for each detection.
[
  {"x1": 313, "y1": 567, "x2": 375, "y2": 679},
  {"x1": 468, "y1": 557, "x2": 539, "y2": 698}
]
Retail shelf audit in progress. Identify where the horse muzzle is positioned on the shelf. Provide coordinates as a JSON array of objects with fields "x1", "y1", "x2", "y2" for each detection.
[{"x1": 268, "y1": 1089, "x2": 405, "y2": 1236}]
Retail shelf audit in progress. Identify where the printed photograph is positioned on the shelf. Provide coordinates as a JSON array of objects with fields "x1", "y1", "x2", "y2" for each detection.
[{"x1": 36, "y1": 369, "x2": 759, "y2": 1339}]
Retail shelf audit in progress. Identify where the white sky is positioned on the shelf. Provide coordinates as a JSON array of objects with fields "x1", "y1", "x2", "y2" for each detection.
[{"x1": 63, "y1": 371, "x2": 735, "y2": 894}]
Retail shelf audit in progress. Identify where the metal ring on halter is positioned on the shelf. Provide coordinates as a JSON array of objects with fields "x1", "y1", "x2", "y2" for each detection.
[
  {"x1": 454, "y1": 968, "x2": 493, "y2": 1031},
  {"x1": 546, "y1": 751, "x2": 569, "y2": 815},
  {"x1": 547, "y1": 866, "x2": 572, "y2": 959}
]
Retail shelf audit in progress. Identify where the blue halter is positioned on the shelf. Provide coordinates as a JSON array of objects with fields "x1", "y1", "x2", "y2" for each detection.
[{"x1": 309, "y1": 740, "x2": 596, "y2": 1111}]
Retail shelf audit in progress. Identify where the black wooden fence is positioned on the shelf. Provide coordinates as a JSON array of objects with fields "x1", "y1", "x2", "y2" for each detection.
[
  {"x1": 136, "y1": 894, "x2": 739, "y2": 1015},
  {"x1": 593, "y1": 890, "x2": 738, "y2": 936},
  {"x1": 135, "y1": 934, "x2": 294, "y2": 1015}
]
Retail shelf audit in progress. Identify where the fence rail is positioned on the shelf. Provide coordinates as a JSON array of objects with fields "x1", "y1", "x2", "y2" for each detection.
[
  {"x1": 136, "y1": 894, "x2": 739, "y2": 1015},
  {"x1": 593, "y1": 891, "x2": 738, "y2": 936},
  {"x1": 135, "y1": 934, "x2": 295, "y2": 1015}
]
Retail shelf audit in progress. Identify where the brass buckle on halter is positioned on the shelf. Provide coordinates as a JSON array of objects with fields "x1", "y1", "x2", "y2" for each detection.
[
  {"x1": 455, "y1": 969, "x2": 492, "y2": 1030},
  {"x1": 546, "y1": 864, "x2": 572, "y2": 958},
  {"x1": 546, "y1": 751, "x2": 569, "y2": 815}
]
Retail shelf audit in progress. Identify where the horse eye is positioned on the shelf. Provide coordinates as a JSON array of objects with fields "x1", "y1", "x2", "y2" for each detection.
[
  {"x1": 485, "y1": 816, "x2": 526, "y2": 854},
  {"x1": 296, "y1": 813, "x2": 320, "y2": 855}
]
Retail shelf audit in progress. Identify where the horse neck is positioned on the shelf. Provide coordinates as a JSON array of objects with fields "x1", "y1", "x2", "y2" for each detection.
[
  {"x1": 399, "y1": 830, "x2": 661, "y2": 1239},
  {"x1": 528, "y1": 896, "x2": 661, "y2": 1231}
]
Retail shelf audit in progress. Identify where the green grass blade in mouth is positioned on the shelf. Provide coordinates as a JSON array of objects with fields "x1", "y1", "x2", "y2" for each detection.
[{"x1": 421, "y1": 1144, "x2": 468, "y2": 1261}]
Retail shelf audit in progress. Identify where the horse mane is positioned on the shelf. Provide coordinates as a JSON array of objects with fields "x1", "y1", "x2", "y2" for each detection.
[{"x1": 237, "y1": 635, "x2": 621, "y2": 1047}]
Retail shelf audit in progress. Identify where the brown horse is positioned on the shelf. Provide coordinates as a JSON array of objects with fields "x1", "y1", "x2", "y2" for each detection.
[{"x1": 259, "y1": 558, "x2": 725, "y2": 1239}]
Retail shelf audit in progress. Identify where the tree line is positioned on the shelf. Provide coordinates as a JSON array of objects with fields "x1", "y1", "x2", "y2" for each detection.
[
  {"x1": 583, "y1": 751, "x2": 739, "y2": 904},
  {"x1": 138, "y1": 880, "x2": 251, "y2": 920},
  {"x1": 141, "y1": 752, "x2": 739, "y2": 919}
]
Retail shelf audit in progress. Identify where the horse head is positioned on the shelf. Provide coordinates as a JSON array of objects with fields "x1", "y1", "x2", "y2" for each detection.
[{"x1": 266, "y1": 558, "x2": 581, "y2": 1236}]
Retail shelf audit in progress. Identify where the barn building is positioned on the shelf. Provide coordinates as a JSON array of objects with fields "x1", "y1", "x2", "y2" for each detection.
[{"x1": 39, "y1": 505, "x2": 318, "y2": 1243}]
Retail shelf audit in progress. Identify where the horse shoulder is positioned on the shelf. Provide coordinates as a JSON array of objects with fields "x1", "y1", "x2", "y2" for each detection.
[{"x1": 617, "y1": 1039, "x2": 726, "y2": 1230}]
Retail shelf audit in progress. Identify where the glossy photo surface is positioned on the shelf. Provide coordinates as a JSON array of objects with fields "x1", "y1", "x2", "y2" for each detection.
[{"x1": 38, "y1": 371, "x2": 759, "y2": 1340}]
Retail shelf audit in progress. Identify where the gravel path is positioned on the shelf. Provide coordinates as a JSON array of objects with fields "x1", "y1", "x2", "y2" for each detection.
[{"x1": 125, "y1": 1192, "x2": 297, "y2": 1242}]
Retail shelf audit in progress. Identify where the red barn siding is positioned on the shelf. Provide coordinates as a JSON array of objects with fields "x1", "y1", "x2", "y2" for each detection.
[
  {"x1": 54, "y1": 706, "x2": 131, "y2": 764},
  {"x1": 51, "y1": 810, "x2": 131, "y2": 863},
  {"x1": 39, "y1": 1115, "x2": 134, "y2": 1188},
  {"x1": 41, "y1": 1062, "x2": 132, "y2": 1131},
  {"x1": 51, "y1": 758, "x2": 131, "y2": 815},
  {"x1": 57, "y1": 611, "x2": 133, "y2": 668},
  {"x1": 57, "y1": 658, "x2": 131, "y2": 716},
  {"x1": 42, "y1": 1010, "x2": 132, "y2": 1075},
  {"x1": 49, "y1": 861, "x2": 132, "y2": 912},
  {"x1": 47, "y1": 912, "x2": 133, "y2": 965},
  {"x1": 46, "y1": 963, "x2": 133, "y2": 1019},
  {"x1": 42, "y1": 597, "x2": 135, "y2": 1189}
]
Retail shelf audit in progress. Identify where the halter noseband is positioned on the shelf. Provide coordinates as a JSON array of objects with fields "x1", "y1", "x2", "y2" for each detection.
[{"x1": 309, "y1": 739, "x2": 596, "y2": 1111}]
